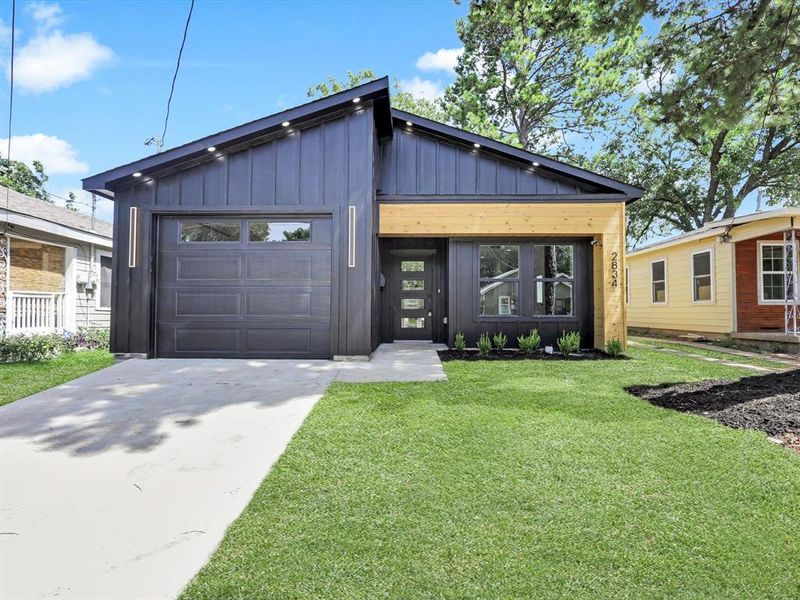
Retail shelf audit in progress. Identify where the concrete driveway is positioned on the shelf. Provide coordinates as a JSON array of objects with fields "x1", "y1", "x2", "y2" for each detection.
[{"x1": 0, "y1": 344, "x2": 445, "y2": 599}]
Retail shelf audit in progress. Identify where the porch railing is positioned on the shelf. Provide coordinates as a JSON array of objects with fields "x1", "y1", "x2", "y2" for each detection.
[{"x1": 7, "y1": 291, "x2": 67, "y2": 334}]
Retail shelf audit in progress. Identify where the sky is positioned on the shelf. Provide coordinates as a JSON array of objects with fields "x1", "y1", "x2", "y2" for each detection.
[
  {"x1": 0, "y1": 0, "x2": 760, "y2": 227},
  {"x1": 0, "y1": 0, "x2": 469, "y2": 222}
]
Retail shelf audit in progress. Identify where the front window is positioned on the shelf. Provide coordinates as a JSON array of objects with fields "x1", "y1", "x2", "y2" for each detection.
[
  {"x1": 760, "y1": 243, "x2": 795, "y2": 302},
  {"x1": 533, "y1": 244, "x2": 573, "y2": 315},
  {"x1": 692, "y1": 250, "x2": 713, "y2": 302},
  {"x1": 651, "y1": 260, "x2": 667, "y2": 303},
  {"x1": 98, "y1": 254, "x2": 112, "y2": 309},
  {"x1": 479, "y1": 245, "x2": 519, "y2": 316}
]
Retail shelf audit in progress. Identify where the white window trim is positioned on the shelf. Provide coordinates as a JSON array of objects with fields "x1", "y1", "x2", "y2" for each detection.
[
  {"x1": 757, "y1": 240, "x2": 798, "y2": 305},
  {"x1": 690, "y1": 248, "x2": 715, "y2": 304},
  {"x1": 95, "y1": 249, "x2": 112, "y2": 311},
  {"x1": 650, "y1": 258, "x2": 668, "y2": 304}
]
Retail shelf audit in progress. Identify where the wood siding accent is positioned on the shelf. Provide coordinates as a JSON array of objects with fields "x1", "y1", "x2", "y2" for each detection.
[
  {"x1": 110, "y1": 107, "x2": 376, "y2": 357},
  {"x1": 379, "y1": 128, "x2": 589, "y2": 197},
  {"x1": 627, "y1": 237, "x2": 733, "y2": 335},
  {"x1": 735, "y1": 232, "x2": 786, "y2": 332},
  {"x1": 379, "y1": 201, "x2": 626, "y2": 349}
]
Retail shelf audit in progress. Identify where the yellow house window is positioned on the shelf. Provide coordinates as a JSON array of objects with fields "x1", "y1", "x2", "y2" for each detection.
[
  {"x1": 651, "y1": 259, "x2": 667, "y2": 304},
  {"x1": 692, "y1": 250, "x2": 713, "y2": 302}
]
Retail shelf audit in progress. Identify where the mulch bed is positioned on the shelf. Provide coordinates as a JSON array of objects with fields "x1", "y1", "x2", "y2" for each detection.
[
  {"x1": 627, "y1": 370, "x2": 800, "y2": 447},
  {"x1": 438, "y1": 349, "x2": 619, "y2": 362}
]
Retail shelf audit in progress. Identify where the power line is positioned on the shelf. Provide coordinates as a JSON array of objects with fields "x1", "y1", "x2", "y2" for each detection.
[
  {"x1": 157, "y1": 0, "x2": 195, "y2": 152},
  {"x1": 3, "y1": 0, "x2": 16, "y2": 231}
]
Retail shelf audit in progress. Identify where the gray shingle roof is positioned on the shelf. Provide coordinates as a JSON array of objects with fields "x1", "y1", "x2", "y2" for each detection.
[{"x1": 0, "y1": 185, "x2": 113, "y2": 239}]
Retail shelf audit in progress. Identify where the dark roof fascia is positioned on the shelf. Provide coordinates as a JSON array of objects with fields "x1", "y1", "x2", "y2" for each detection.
[
  {"x1": 391, "y1": 108, "x2": 645, "y2": 200},
  {"x1": 377, "y1": 193, "x2": 631, "y2": 203},
  {"x1": 84, "y1": 77, "x2": 392, "y2": 198}
]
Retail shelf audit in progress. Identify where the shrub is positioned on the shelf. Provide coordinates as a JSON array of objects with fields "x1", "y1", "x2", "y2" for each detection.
[
  {"x1": 73, "y1": 327, "x2": 111, "y2": 351},
  {"x1": 492, "y1": 331, "x2": 507, "y2": 352},
  {"x1": 557, "y1": 331, "x2": 581, "y2": 355},
  {"x1": 605, "y1": 337, "x2": 624, "y2": 358},
  {"x1": 453, "y1": 331, "x2": 466, "y2": 353},
  {"x1": 477, "y1": 333, "x2": 492, "y2": 356},
  {"x1": 518, "y1": 329, "x2": 541, "y2": 355},
  {"x1": 0, "y1": 333, "x2": 63, "y2": 362}
]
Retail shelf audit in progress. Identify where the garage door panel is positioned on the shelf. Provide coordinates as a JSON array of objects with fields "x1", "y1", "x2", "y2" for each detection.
[
  {"x1": 156, "y1": 215, "x2": 332, "y2": 358},
  {"x1": 175, "y1": 292, "x2": 242, "y2": 318}
]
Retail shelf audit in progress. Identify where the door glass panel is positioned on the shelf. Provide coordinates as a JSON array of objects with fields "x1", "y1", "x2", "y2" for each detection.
[
  {"x1": 401, "y1": 317, "x2": 425, "y2": 328},
  {"x1": 249, "y1": 221, "x2": 311, "y2": 242},
  {"x1": 401, "y1": 298, "x2": 424, "y2": 310},
  {"x1": 401, "y1": 260, "x2": 424, "y2": 272},
  {"x1": 180, "y1": 222, "x2": 240, "y2": 242},
  {"x1": 402, "y1": 279, "x2": 424, "y2": 291}
]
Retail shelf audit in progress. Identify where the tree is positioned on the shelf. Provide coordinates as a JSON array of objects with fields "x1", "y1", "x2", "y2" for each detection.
[
  {"x1": 0, "y1": 158, "x2": 50, "y2": 202},
  {"x1": 307, "y1": 69, "x2": 449, "y2": 122},
  {"x1": 582, "y1": 0, "x2": 800, "y2": 245},
  {"x1": 65, "y1": 192, "x2": 78, "y2": 212},
  {"x1": 444, "y1": 0, "x2": 641, "y2": 155}
]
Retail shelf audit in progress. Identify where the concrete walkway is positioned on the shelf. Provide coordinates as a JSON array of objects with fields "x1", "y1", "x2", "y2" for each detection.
[{"x1": 0, "y1": 343, "x2": 445, "y2": 599}]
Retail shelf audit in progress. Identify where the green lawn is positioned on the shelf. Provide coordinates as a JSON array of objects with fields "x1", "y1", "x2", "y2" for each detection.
[
  {"x1": 630, "y1": 336, "x2": 788, "y2": 370},
  {"x1": 0, "y1": 350, "x2": 115, "y2": 407},
  {"x1": 183, "y1": 347, "x2": 800, "y2": 599}
]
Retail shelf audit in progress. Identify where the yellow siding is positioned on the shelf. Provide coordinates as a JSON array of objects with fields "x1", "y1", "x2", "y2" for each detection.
[
  {"x1": 379, "y1": 202, "x2": 627, "y2": 349},
  {"x1": 626, "y1": 237, "x2": 734, "y2": 334}
]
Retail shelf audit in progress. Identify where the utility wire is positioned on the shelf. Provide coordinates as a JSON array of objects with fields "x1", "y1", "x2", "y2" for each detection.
[
  {"x1": 3, "y1": 0, "x2": 16, "y2": 232},
  {"x1": 159, "y1": 0, "x2": 195, "y2": 151}
]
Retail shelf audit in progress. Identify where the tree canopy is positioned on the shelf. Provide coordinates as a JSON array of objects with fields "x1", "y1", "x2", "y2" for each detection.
[{"x1": 0, "y1": 158, "x2": 50, "y2": 202}]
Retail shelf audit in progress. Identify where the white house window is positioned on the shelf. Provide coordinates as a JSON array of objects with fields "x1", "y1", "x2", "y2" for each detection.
[
  {"x1": 97, "y1": 252, "x2": 112, "y2": 310},
  {"x1": 759, "y1": 243, "x2": 795, "y2": 303},
  {"x1": 692, "y1": 250, "x2": 713, "y2": 302},
  {"x1": 651, "y1": 259, "x2": 667, "y2": 303}
]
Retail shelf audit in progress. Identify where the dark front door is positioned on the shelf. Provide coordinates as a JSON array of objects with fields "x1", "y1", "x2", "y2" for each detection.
[{"x1": 390, "y1": 251, "x2": 434, "y2": 340}]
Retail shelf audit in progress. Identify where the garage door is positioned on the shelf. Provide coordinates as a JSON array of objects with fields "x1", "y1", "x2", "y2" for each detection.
[{"x1": 155, "y1": 216, "x2": 332, "y2": 358}]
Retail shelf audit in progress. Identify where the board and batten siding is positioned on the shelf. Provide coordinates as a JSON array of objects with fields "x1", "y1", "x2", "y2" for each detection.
[
  {"x1": 627, "y1": 238, "x2": 734, "y2": 334},
  {"x1": 110, "y1": 106, "x2": 376, "y2": 357},
  {"x1": 379, "y1": 128, "x2": 589, "y2": 196},
  {"x1": 378, "y1": 201, "x2": 627, "y2": 349}
]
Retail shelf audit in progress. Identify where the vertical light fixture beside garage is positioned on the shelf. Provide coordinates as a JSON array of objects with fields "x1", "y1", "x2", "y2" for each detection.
[
  {"x1": 348, "y1": 205, "x2": 356, "y2": 268},
  {"x1": 128, "y1": 206, "x2": 139, "y2": 268}
]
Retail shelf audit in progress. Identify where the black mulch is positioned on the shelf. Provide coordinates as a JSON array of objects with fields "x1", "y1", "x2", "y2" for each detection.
[
  {"x1": 627, "y1": 370, "x2": 800, "y2": 437},
  {"x1": 438, "y1": 349, "x2": 620, "y2": 362}
]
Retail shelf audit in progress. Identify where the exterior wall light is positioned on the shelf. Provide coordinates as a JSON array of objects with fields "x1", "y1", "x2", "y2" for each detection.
[
  {"x1": 133, "y1": 172, "x2": 142, "y2": 178},
  {"x1": 473, "y1": 143, "x2": 481, "y2": 148},
  {"x1": 282, "y1": 121, "x2": 290, "y2": 127},
  {"x1": 352, "y1": 97, "x2": 361, "y2": 104},
  {"x1": 207, "y1": 146, "x2": 216, "y2": 152},
  {"x1": 128, "y1": 207, "x2": 139, "y2": 268}
]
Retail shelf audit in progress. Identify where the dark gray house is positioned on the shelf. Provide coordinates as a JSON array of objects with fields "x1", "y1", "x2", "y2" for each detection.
[{"x1": 83, "y1": 77, "x2": 642, "y2": 359}]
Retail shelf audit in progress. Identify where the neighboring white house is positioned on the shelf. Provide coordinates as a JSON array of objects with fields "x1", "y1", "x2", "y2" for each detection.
[{"x1": 0, "y1": 186, "x2": 113, "y2": 335}]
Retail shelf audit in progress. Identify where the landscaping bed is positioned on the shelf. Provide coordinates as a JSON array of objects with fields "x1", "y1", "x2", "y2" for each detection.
[
  {"x1": 438, "y1": 348, "x2": 616, "y2": 361},
  {"x1": 627, "y1": 369, "x2": 800, "y2": 444}
]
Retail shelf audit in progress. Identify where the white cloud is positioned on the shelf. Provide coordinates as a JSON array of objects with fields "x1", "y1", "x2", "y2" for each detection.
[
  {"x1": 15, "y1": 30, "x2": 113, "y2": 93},
  {"x1": 397, "y1": 76, "x2": 444, "y2": 101},
  {"x1": 634, "y1": 69, "x2": 677, "y2": 94},
  {"x1": 27, "y1": 1, "x2": 64, "y2": 31},
  {"x1": 0, "y1": 133, "x2": 89, "y2": 174},
  {"x1": 415, "y1": 47, "x2": 463, "y2": 74}
]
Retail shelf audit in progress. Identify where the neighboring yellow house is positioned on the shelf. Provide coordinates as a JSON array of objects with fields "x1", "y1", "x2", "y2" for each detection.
[{"x1": 626, "y1": 208, "x2": 800, "y2": 348}]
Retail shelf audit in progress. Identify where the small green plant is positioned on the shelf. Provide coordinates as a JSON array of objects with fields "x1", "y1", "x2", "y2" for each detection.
[
  {"x1": 453, "y1": 331, "x2": 466, "y2": 353},
  {"x1": 477, "y1": 333, "x2": 492, "y2": 356},
  {"x1": 0, "y1": 333, "x2": 63, "y2": 362},
  {"x1": 517, "y1": 329, "x2": 541, "y2": 355},
  {"x1": 557, "y1": 331, "x2": 581, "y2": 356},
  {"x1": 605, "y1": 337, "x2": 624, "y2": 358},
  {"x1": 492, "y1": 331, "x2": 507, "y2": 352}
]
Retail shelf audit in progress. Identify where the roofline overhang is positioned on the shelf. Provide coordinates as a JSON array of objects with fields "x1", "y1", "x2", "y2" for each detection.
[
  {"x1": 391, "y1": 109, "x2": 645, "y2": 200},
  {"x1": 83, "y1": 77, "x2": 392, "y2": 199},
  {"x1": 627, "y1": 208, "x2": 800, "y2": 257},
  {"x1": 2, "y1": 209, "x2": 113, "y2": 247}
]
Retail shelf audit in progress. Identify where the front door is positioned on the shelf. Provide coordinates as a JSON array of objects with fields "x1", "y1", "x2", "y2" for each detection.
[{"x1": 391, "y1": 251, "x2": 434, "y2": 340}]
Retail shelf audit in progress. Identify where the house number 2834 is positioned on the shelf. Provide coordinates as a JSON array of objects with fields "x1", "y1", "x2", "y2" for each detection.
[{"x1": 610, "y1": 251, "x2": 619, "y2": 287}]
